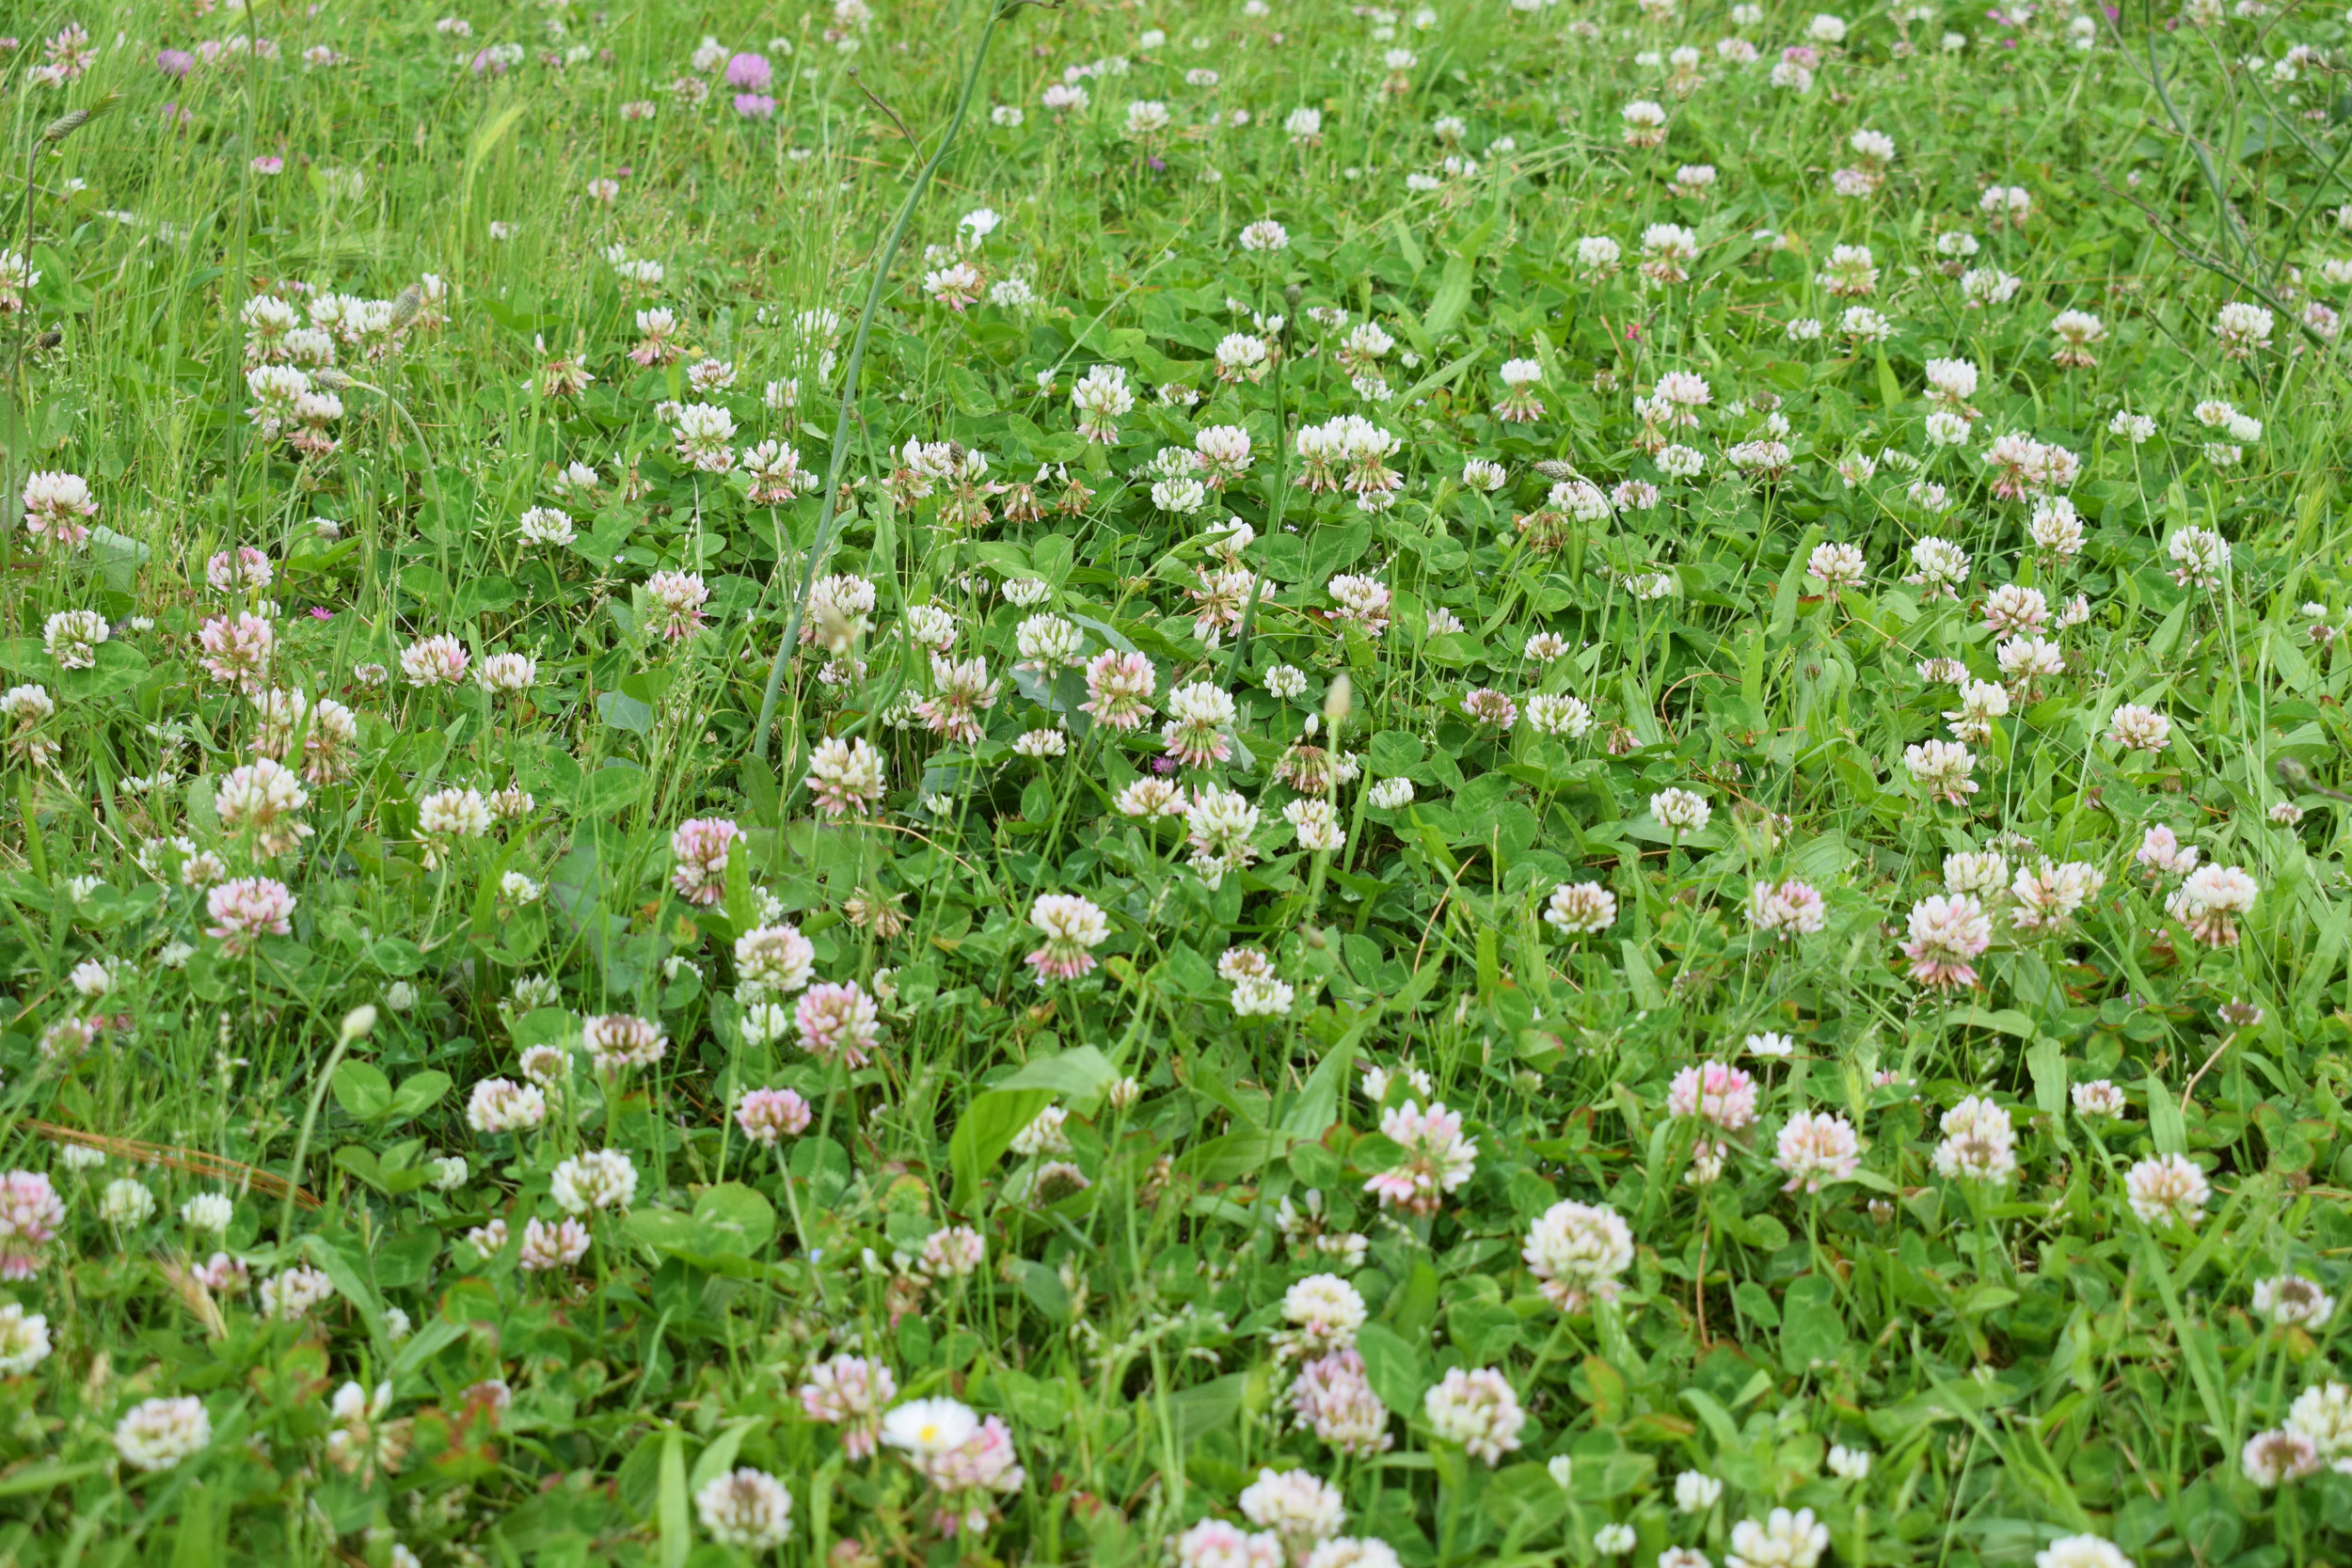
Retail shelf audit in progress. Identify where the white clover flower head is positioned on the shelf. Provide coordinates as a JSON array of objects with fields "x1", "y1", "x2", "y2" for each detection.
[
  {"x1": 1651, "y1": 787, "x2": 1711, "y2": 833},
  {"x1": 696, "y1": 1467, "x2": 794, "y2": 1549},
  {"x1": 1423, "y1": 1367, "x2": 1525, "y2": 1465},
  {"x1": 115, "y1": 1397, "x2": 212, "y2": 1471},
  {"x1": 1676, "y1": 1470, "x2": 1725, "y2": 1513},
  {"x1": 2036, "y1": 1537, "x2": 2134, "y2": 1568},
  {"x1": 1728, "y1": 1508, "x2": 1830, "y2": 1568},
  {"x1": 550, "y1": 1148, "x2": 639, "y2": 1213}
]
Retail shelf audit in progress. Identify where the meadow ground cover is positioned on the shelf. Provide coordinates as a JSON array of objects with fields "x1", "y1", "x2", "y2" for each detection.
[{"x1": 1, "y1": 0, "x2": 2351, "y2": 1561}]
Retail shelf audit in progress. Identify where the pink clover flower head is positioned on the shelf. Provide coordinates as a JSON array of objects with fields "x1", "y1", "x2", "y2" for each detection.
[
  {"x1": 1025, "y1": 893, "x2": 1109, "y2": 982},
  {"x1": 1746, "y1": 878, "x2": 1826, "y2": 938},
  {"x1": 1773, "y1": 1109, "x2": 1860, "y2": 1193},
  {"x1": 795, "y1": 981, "x2": 883, "y2": 1067},
  {"x1": 199, "y1": 612, "x2": 278, "y2": 691},
  {"x1": 0, "y1": 1171, "x2": 65, "y2": 1279},
  {"x1": 646, "y1": 570, "x2": 710, "y2": 638},
  {"x1": 669, "y1": 816, "x2": 741, "y2": 905},
  {"x1": 805, "y1": 736, "x2": 886, "y2": 819},
  {"x1": 799, "y1": 1354, "x2": 898, "y2": 1459},
  {"x1": 1362, "y1": 1101, "x2": 1477, "y2": 1214},
  {"x1": 735, "y1": 1087, "x2": 813, "y2": 1144},
  {"x1": 2166, "y1": 864, "x2": 2259, "y2": 947},
  {"x1": 1667, "y1": 1062, "x2": 1759, "y2": 1130},
  {"x1": 21, "y1": 471, "x2": 98, "y2": 550},
  {"x1": 1900, "y1": 893, "x2": 1992, "y2": 990},
  {"x1": 1080, "y1": 648, "x2": 1156, "y2": 731},
  {"x1": 205, "y1": 876, "x2": 297, "y2": 954}
]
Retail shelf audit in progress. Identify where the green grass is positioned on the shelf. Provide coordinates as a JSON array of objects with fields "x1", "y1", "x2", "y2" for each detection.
[{"x1": 2, "y1": 0, "x2": 2352, "y2": 1562}]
